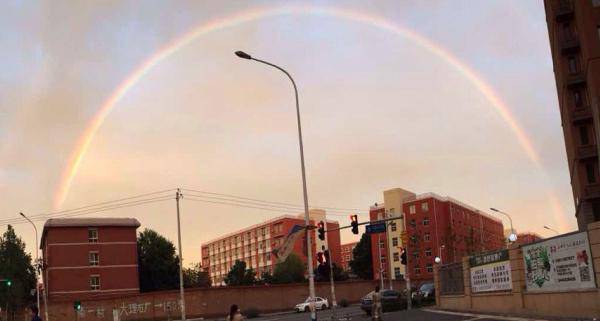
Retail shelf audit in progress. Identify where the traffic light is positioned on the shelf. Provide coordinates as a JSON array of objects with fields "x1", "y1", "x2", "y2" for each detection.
[
  {"x1": 317, "y1": 221, "x2": 325, "y2": 241},
  {"x1": 400, "y1": 248, "x2": 407, "y2": 265},
  {"x1": 317, "y1": 252, "x2": 324, "y2": 264},
  {"x1": 350, "y1": 214, "x2": 359, "y2": 234},
  {"x1": 74, "y1": 301, "x2": 81, "y2": 311},
  {"x1": 6, "y1": 279, "x2": 10, "y2": 287}
]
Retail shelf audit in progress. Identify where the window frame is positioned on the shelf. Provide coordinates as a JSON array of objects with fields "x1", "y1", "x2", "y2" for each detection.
[
  {"x1": 90, "y1": 275, "x2": 100, "y2": 291},
  {"x1": 88, "y1": 228, "x2": 98, "y2": 243},
  {"x1": 89, "y1": 251, "x2": 99, "y2": 266}
]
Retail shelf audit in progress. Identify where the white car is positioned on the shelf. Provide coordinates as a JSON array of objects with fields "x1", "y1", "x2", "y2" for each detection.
[{"x1": 294, "y1": 297, "x2": 329, "y2": 312}]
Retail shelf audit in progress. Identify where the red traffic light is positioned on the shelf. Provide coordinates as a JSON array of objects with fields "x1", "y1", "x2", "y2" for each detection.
[{"x1": 350, "y1": 215, "x2": 359, "y2": 234}]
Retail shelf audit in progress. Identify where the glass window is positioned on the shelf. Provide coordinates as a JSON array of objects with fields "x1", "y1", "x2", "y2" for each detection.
[
  {"x1": 379, "y1": 239, "x2": 385, "y2": 248},
  {"x1": 421, "y1": 202, "x2": 429, "y2": 212},
  {"x1": 423, "y1": 218, "x2": 430, "y2": 226},
  {"x1": 89, "y1": 252, "x2": 99, "y2": 266},
  {"x1": 392, "y1": 237, "x2": 398, "y2": 247},
  {"x1": 390, "y1": 222, "x2": 397, "y2": 232},
  {"x1": 426, "y1": 264, "x2": 433, "y2": 273},
  {"x1": 574, "y1": 90, "x2": 583, "y2": 107},
  {"x1": 568, "y1": 56, "x2": 578, "y2": 74},
  {"x1": 394, "y1": 267, "x2": 401, "y2": 278},
  {"x1": 409, "y1": 205, "x2": 416, "y2": 214},
  {"x1": 88, "y1": 228, "x2": 98, "y2": 243},
  {"x1": 414, "y1": 267, "x2": 421, "y2": 275},
  {"x1": 580, "y1": 126, "x2": 589, "y2": 145},
  {"x1": 393, "y1": 252, "x2": 399, "y2": 262},
  {"x1": 425, "y1": 248, "x2": 432, "y2": 257},
  {"x1": 424, "y1": 233, "x2": 431, "y2": 242},
  {"x1": 381, "y1": 256, "x2": 386, "y2": 264},
  {"x1": 90, "y1": 275, "x2": 100, "y2": 290}
]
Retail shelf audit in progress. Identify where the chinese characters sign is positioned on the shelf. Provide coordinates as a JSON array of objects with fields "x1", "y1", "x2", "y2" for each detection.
[
  {"x1": 470, "y1": 260, "x2": 512, "y2": 293},
  {"x1": 470, "y1": 249, "x2": 509, "y2": 267},
  {"x1": 523, "y1": 231, "x2": 596, "y2": 292}
]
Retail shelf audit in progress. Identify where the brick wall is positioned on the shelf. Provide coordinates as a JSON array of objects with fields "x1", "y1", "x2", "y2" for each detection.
[{"x1": 46, "y1": 280, "x2": 405, "y2": 321}]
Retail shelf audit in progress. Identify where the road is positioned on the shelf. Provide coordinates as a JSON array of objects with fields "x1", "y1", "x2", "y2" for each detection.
[{"x1": 240, "y1": 306, "x2": 574, "y2": 321}]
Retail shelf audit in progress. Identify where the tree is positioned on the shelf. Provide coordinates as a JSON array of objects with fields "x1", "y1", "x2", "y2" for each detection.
[
  {"x1": 183, "y1": 262, "x2": 211, "y2": 288},
  {"x1": 258, "y1": 272, "x2": 275, "y2": 285},
  {"x1": 0, "y1": 225, "x2": 36, "y2": 320},
  {"x1": 137, "y1": 229, "x2": 180, "y2": 292},
  {"x1": 315, "y1": 263, "x2": 349, "y2": 282},
  {"x1": 272, "y1": 254, "x2": 306, "y2": 284},
  {"x1": 350, "y1": 233, "x2": 373, "y2": 279},
  {"x1": 224, "y1": 260, "x2": 256, "y2": 286}
]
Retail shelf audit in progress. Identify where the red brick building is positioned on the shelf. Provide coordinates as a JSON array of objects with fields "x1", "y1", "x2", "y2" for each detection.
[
  {"x1": 340, "y1": 242, "x2": 358, "y2": 271},
  {"x1": 516, "y1": 232, "x2": 543, "y2": 246},
  {"x1": 370, "y1": 193, "x2": 505, "y2": 284},
  {"x1": 201, "y1": 210, "x2": 341, "y2": 286},
  {"x1": 41, "y1": 218, "x2": 141, "y2": 300}
]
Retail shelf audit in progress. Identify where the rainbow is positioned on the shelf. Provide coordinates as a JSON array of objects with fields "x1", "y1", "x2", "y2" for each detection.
[{"x1": 54, "y1": 5, "x2": 567, "y2": 230}]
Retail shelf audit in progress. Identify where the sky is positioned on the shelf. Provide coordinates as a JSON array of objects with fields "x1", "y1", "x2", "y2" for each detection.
[{"x1": 0, "y1": 0, "x2": 574, "y2": 265}]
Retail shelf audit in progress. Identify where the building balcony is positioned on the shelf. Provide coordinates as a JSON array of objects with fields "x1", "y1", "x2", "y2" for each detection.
[
  {"x1": 560, "y1": 37, "x2": 580, "y2": 54},
  {"x1": 576, "y1": 145, "x2": 598, "y2": 160},
  {"x1": 555, "y1": 1, "x2": 574, "y2": 22},
  {"x1": 566, "y1": 73, "x2": 586, "y2": 88},
  {"x1": 571, "y1": 107, "x2": 593, "y2": 123}
]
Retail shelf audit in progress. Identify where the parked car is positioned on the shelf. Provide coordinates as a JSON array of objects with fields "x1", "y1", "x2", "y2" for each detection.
[
  {"x1": 417, "y1": 282, "x2": 435, "y2": 299},
  {"x1": 294, "y1": 297, "x2": 329, "y2": 312},
  {"x1": 360, "y1": 289, "x2": 406, "y2": 316}
]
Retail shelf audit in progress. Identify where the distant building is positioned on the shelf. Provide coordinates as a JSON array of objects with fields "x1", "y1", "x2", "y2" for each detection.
[
  {"x1": 41, "y1": 218, "x2": 141, "y2": 300},
  {"x1": 340, "y1": 242, "x2": 358, "y2": 271},
  {"x1": 370, "y1": 189, "x2": 505, "y2": 285},
  {"x1": 516, "y1": 232, "x2": 543, "y2": 246},
  {"x1": 544, "y1": 0, "x2": 600, "y2": 229},
  {"x1": 201, "y1": 210, "x2": 341, "y2": 286}
]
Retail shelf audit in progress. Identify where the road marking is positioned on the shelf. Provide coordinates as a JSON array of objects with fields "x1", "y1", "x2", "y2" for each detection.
[{"x1": 422, "y1": 308, "x2": 552, "y2": 321}]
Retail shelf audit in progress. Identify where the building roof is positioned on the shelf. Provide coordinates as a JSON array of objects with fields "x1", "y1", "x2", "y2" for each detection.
[{"x1": 41, "y1": 217, "x2": 140, "y2": 248}]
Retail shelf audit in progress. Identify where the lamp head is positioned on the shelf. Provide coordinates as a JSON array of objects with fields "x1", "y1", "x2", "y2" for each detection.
[
  {"x1": 508, "y1": 233, "x2": 518, "y2": 242},
  {"x1": 235, "y1": 51, "x2": 252, "y2": 60},
  {"x1": 19, "y1": 212, "x2": 25, "y2": 217},
  {"x1": 434, "y1": 256, "x2": 441, "y2": 264}
]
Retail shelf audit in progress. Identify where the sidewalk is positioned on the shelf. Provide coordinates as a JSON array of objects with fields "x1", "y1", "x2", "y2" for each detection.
[{"x1": 423, "y1": 307, "x2": 599, "y2": 321}]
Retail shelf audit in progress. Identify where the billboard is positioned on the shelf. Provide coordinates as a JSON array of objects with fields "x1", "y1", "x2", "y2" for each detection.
[
  {"x1": 470, "y1": 250, "x2": 512, "y2": 293},
  {"x1": 523, "y1": 231, "x2": 596, "y2": 292}
]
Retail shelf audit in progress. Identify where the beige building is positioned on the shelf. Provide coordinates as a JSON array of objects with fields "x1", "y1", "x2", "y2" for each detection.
[
  {"x1": 383, "y1": 188, "x2": 416, "y2": 280},
  {"x1": 544, "y1": 0, "x2": 600, "y2": 229}
]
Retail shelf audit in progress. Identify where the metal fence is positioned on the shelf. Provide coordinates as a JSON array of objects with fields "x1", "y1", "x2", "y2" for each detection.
[{"x1": 439, "y1": 262, "x2": 464, "y2": 295}]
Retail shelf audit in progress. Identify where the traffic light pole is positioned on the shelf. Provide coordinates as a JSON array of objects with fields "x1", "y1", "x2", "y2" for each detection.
[
  {"x1": 175, "y1": 189, "x2": 186, "y2": 321},
  {"x1": 326, "y1": 248, "x2": 337, "y2": 320},
  {"x1": 402, "y1": 216, "x2": 412, "y2": 310}
]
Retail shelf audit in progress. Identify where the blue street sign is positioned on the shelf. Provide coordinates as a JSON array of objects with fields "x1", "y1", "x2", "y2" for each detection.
[{"x1": 365, "y1": 222, "x2": 386, "y2": 234}]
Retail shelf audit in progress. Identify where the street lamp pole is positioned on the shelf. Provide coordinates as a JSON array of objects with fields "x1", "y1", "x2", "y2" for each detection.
[
  {"x1": 544, "y1": 225, "x2": 559, "y2": 235},
  {"x1": 235, "y1": 51, "x2": 317, "y2": 321},
  {"x1": 19, "y1": 213, "x2": 40, "y2": 313},
  {"x1": 490, "y1": 208, "x2": 517, "y2": 242}
]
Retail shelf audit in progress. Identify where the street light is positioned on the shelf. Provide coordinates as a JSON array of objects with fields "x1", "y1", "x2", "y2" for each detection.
[
  {"x1": 235, "y1": 51, "x2": 317, "y2": 321},
  {"x1": 19, "y1": 212, "x2": 40, "y2": 313},
  {"x1": 544, "y1": 225, "x2": 559, "y2": 235},
  {"x1": 490, "y1": 208, "x2": 517, "y2": 243}
]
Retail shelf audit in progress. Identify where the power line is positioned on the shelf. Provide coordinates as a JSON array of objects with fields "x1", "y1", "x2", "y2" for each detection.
[{"x1": 181, "y1": 188, "x2": 365, "y2": 212}]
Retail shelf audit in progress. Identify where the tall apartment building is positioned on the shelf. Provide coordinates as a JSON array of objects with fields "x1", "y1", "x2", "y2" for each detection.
[
  {"x1": 201, "y1": 210, "x2": 341, "y2": 286},
  {"x1": 41, "y1": 218, "x2": 141, "y2": 300},
  {"x1": 340, "y1": 242, "x2": 358, "y2": 271},
  {"x1": 544, "y1": 0, "x2": 600, "y2": 229},
  {"x1": 370, "y1": 189, "x2": 505, "y2": 284}
]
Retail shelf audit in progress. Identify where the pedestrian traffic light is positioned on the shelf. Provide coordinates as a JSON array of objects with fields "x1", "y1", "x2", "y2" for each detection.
[
  {"x1": 317, "y1": 252, "x2": 324, "y2": 264},
  {"x1": 350, "y1": 214, "x2": 359, "y2": 234},
  {"x1": 317, "y1": 221, "x2": 325, "y2": 241},
  {"x1": 74, "y1": 301, "x2": 81, "y2": 311},
  {"x1": 400, "y1": 248, "x2": 407, "y2": 265}
]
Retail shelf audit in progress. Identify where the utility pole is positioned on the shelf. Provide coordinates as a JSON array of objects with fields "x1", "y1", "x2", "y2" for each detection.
[
  {"x1": 377, "y1": 234, "x2": 384, "y2": 289},
  {"x1": 175, "y1": 189, "x2": 186, "y2": 321},
  {"x1": 325, "y1": 246, "x2": 337, "y2": 320},
  {"x1": 19, "y1": 213, "x2": 40, "y2": 314},
  {"x1": 403, "y1": 216, "x2": 412, "y2": 310}
]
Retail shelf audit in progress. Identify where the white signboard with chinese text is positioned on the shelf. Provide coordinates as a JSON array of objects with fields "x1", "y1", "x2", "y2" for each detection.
[
  {"x1": 523, "y1": 231, "x2": 596, "y2": 292},
  {"x1": 470, "y1": 260, "x2": 512, "y2": 292}
]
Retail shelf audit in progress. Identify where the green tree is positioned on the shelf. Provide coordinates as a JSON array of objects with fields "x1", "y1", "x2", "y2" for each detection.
[
  {"x1": 0, "y1": 225, "x2": 36, "y2": 320},
  {"x1": 137, "y1": 229, "x2": 180, "y2": 292},
  {"x1": 258, "y1": 272, "x2": 275, "y2": 285},
  {"x1": 224, "y1": 260, "x2": 256, "y2": 286},
  {"x1": 272, "y1": 254, "x2": 306, "y2": 284},
  {"x1": 183, "y1": 262, "x2": 211, "y2": 288},
  {"x1": 350, "y1": 233, "x2": 373, "y2": 279}
]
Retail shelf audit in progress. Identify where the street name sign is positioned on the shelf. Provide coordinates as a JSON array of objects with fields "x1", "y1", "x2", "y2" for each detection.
[{"x1": 366, "y1": 222, "x2": 386, "y2": 234}]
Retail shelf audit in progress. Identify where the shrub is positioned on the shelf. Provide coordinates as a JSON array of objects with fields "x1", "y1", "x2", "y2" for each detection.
[
  {"x1": 339, "y1": 299, "x2": 349, "y2": 307},
  {"x1": 243, "y1": 307, "x2": 260, "y2": 319}
]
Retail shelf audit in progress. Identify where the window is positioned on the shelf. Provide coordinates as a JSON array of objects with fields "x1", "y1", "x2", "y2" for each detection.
[
  {"x1": 90, "y1": 275, "x2": 100, "y2": 290},
  {"x1": 393, "y1": 252, "x2": 400, "y2": 262},
  {"x1": 381, "y1": 256, "x2": 386, "y2": 264},
  {"x1": 394, "y1": 267, "x2": 401, "y2": 278},
  {"x1": 574, "y1": 90, "x2": 583, "y2": 107},
  {"x1": 266, "y1": 252, "x2": 270, "y2": 261},
  {"x1": 88, "y1": 228, "x2": 98, "y2": 243},
  {"x1": 89, "y1": 252, "x2": 99, "y2": 266},
  {"x1": 392, "y1": 237, "x2": 398, "y2": 247},
  {"x1": 390, "y1": 222, "x2": 397, "y2": 232},
  {"x1": 409, "y1": 205, "x2": 416, "y2": 214},
  {"x1": 586, "y1": 162, "x2": 596, "y2": 184},
  {"x1": 424, "y1": 233, "x2": 431, "y2": 242},
  {"x1": 425, "y1": 248, "x2": 432, "y2": 257},
  {"x1": 421, "y1": 202, "x2": 429, "y2": 212},
  {"x1": 426, "y1": 264, "x2": 433, "y2": 273},
  {"x1": 410, "y1": 219, "x2": 416, "y2": 227},
  {"x1": 379, "y1": 239, "x2": 385, "y2": 248},
  {"x1": 423, "y1": 218, "x2": 430, "y2": 226},
  {"x1": 580, "y1": 126, "x2": 589, "y2": 145},
  {"x1": 568, "y1": 56, "x2": 578, "y2": 74},
  {"x1": 345, "y1": 254, "x2": 350, "y2": 261},
  {"x1": 412, "y1": 251, "x2": 419, "y2": 259},
  {"x1": 414, "y1": 266, "x2": 421, "y2": 275}
]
